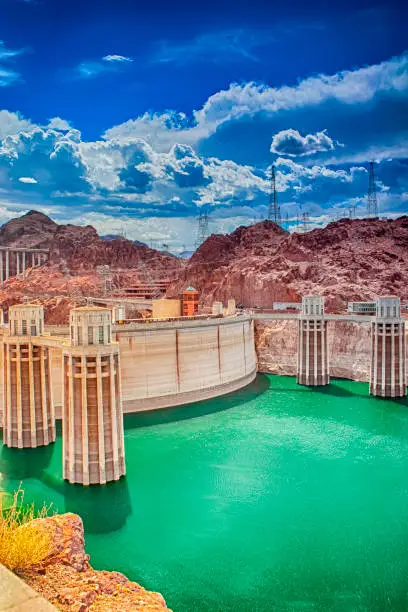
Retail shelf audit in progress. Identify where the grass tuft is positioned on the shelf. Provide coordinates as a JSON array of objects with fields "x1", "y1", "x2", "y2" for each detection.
[{"x1": 0, "y1": 485, "x2": 54, "y2": 571}]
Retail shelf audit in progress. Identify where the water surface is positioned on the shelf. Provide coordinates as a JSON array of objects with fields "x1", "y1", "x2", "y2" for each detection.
[{"x1": 1, "y1": 375, "x2": 408, "y2": 611}]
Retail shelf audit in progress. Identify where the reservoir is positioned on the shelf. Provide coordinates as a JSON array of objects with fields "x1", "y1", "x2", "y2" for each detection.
[{"x1": 1, "y1": 375, "x2": 408, "y2": 611}]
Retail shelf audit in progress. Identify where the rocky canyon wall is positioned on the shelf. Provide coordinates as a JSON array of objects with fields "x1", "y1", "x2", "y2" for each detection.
[{"x1": 254, "y1": 319, "x2": 408, "y2": 382}]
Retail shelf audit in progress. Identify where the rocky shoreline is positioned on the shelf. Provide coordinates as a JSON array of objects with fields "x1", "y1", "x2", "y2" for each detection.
[{"x1": 20, "y1": 513, "x2": 171, "y2": 612}]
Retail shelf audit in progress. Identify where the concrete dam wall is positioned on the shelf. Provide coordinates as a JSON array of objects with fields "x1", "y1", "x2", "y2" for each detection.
[
  {"x1": 118, "y1": 316, "x2": 257, "y2": 412},
  {"x1": 16, "y1": 315, "x2": 256, "y2": 418}
]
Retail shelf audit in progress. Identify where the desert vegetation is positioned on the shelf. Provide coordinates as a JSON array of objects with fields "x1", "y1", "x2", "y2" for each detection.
[{"x1": 0, "y1": 485, "x2": 54, "y2": 571}]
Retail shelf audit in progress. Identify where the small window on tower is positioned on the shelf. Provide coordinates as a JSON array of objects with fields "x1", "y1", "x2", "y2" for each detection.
[
  {"x1": 88, "y1": 325, "x2": 94, "y2": 345},
  {"x1": 98, "y1": 326, "x2": 104, "y2": 344},
  {"x1": 22, "y1": 319, "x2": 27, "y2": 335}
]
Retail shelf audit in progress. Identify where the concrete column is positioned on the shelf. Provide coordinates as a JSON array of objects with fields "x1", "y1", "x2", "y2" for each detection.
[
  {"x1": 0, "y1": 251, "x2": 3, "y2": 282},
  {"x1": 16, "y1": 252, "x2": 20, "y2": 277},
  {"x1": 305, "y1": 320, "x2": 310, "y2": 385},
  {"x1": 400, "y1": 323, "x2": 405, "y2": 396},
  {"x1": 314, "y1": 322, "x2": 318, "y2": 385},
  {"x1": 242, "y1": 322, "x2": 247, "y2": 375},
  {"x1": 297, "y1": 319, "x2": 304, "y2": 382},
  {"x1": 22, "y1": 251, "x2": 26, "y2": 279},
  {"x1": 5, "y1": 250, "x2": 9, "y2": 280},
  {"x1": 5, "y1": 346, "x2": 12, "y2": 447},
  {"x1": 40, "y1": 347, "x2": 49, "y2": 446},
  {"x1": 67, "y1": 356, "x2": 75, "y2": 481},
  {"x1": 81, "y1": 355, "x2": 89, "y2": 486},
  {"x1": 175, "y1": 329, "x2": 181, "y2": 390},
  {"x1": 96, "y1": 354, "x2": 106, "y2": 484},
  {"x1": 31, "y1": 252, "x2": 35, "y2": 268},
  {"x1": 109, "y1": 354, "x2": 119, "y2": 480},
  {"x1": 16, "y1": 347, "x2": 23, "y2": 448},
  {"x1": 28, "y1": 343, "x2": 37, "y2": 447}
]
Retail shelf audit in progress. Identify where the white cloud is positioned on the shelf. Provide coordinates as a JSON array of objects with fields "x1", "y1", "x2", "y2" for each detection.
[
  {"x1": 0, "y1": 111, "x2": 32, "y2": 139},
  {"x1": 103, "y1": 54, "x2": 133, "y2": 63},
  {"x1": 48, "y1": 117, "x2": 72, "y2": 131},
  {"x1": 18, "y1": 176, "x2": 38, "y2": 184},
  {"x1": 270, "y1": 129, "x2": 339, "y2": 157},
  {"x1": 103, "y1": 52, "x2": 408, "y2": 153}
]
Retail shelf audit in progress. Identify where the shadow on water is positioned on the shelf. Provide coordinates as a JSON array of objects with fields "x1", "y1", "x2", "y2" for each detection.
[
  {"x1": 124, "y1": 373, "x2": 271, "y2": 431},
  {"x1": 41, "y1": 471, "x2": 132, "y2": 534},
  {"x1": 0, "y1": 444, "x2": 54, "y2": 480},
  {"x1": 315, "y1": 382, "x2": 367, "y2": 399}
]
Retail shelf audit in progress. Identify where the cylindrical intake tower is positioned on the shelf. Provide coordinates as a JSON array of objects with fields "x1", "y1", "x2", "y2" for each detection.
[
  {"x1": 63, "y1": 307, "x2": 126, "y2": 485},
  {"x1": 2, "y1": 304, "x2": 55, "y2": 448},
  {"x1": 296, "y1": 296, "x2": 329, "y2": 386},
  {"x1": 370, "y1": 296, "x2": 406, "y2": 398}
]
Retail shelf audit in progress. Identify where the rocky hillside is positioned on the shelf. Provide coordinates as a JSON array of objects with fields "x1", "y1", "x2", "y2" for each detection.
[
  {"x1": 0, "y1": 211, "x2": 185, "y2": 321},
  {"x1": 0, "y1": 210, "x2": 183, "y2": 277},
  {"x1": 170, "y1": 216, "x2": 408, "y2": 311}
]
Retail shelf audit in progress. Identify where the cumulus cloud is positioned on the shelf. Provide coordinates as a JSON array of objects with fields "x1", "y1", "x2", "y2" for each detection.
[
  {"x1": 0, "y1": 111, "x2": 32, "y2": 139},
  {"x1": 48, "y1": 117, "x2": 72, "y2": 131},
  {"x1": 0, "y1": 50, "x2": 406, "y2": 246},
  {"x1": 100, "y1": 52, "x2": 408, "y2": 160},
  {"x1": 270, "y1": 129, "x2": 338, "y2": 157},
  {"x1": 18, "y1": 176, "x2": 38, "y2": 184}
]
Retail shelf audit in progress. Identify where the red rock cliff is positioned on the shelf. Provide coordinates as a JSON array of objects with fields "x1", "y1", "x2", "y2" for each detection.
[{"x1": 171, "y1": 216, "x2": 408, "y2": 310}]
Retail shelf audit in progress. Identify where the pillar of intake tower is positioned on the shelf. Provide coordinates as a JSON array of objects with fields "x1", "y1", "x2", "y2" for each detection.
[
  {"x1": 296, "y1": 296, "x2": 329, "y2": 386},
  {"x1": 63, "y1": 306, "x2": 126, "y2": 485},
  {"x1": 370, "y1": 297, "x2": 406, "y2": 398},
  {"x1": 3, "y1": 304, "x2": 55, "y2": 448}
]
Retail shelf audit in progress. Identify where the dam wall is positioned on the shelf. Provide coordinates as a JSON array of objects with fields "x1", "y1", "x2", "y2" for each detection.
[
  {"x1": 118, "y1": 316, "x2": 257, "y2": 412},
  {"x1": 0, "y1": 316, "x2": 257, "y2": 421}
]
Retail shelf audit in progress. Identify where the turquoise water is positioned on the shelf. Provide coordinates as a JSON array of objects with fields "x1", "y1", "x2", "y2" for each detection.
[{"x1": 1, "y1": 375, "x2": 408, "y2": 611}]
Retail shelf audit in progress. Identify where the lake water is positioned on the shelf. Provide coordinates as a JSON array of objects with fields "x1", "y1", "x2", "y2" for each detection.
[{"x1": 1, "y1": 375, "x2": 408, "y2": 611}]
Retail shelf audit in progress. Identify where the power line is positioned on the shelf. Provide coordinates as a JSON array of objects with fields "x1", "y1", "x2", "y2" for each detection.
[
  {"x1": 268, "y1": 165, "x2": 281, "y2": 226},
  {"x1": 367, "y1": 161, "x2": 378, "y2": 218}
]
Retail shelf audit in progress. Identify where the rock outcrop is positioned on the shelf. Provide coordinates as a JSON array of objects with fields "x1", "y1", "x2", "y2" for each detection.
[
  {"x1": 0, "y1": 210, "x2": 185, "y2": 323},
  {"x1": 255, "y1": 319, "x2": 408, "y2": 382},
  {"x1": 22, "y1": 513, "x2": 171, "y2": 612},
  {"x1": 0, "y1": 210, "x2": 183, "y2": 277},
  {"x1": 170, "y1": 216, "x2": 408, "y2": 310}
]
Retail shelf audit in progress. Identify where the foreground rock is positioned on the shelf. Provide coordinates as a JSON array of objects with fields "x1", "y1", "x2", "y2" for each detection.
[{"x1": 21, "y1": 513, "x2": 171, "y2": 612}]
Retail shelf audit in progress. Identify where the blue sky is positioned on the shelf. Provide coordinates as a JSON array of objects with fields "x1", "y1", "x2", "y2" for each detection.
[{"x1": 0, "y1": 0, "x2": 407, "y2": 249}]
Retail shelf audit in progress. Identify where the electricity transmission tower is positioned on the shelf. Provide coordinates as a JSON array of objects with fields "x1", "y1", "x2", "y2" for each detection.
[
  {"x1": 96, "y1": 265, "x2": 112, "y2": 296},
  {"x1": 301, "y1": 211, "x2": 310, "y2": 233},
  {"x1": 268, "y1": 165, "x2": 281, "y2": 226},
  {"x1": 367, "y1": 161, "x2": 378, "y2": 218},
  {"x1": 195, "y1": 209, "x2": 209, "y2": 249}
]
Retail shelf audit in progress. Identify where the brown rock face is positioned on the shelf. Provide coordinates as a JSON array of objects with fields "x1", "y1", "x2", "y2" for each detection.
[
  {"x1": 0, "y1": 210, "x2": 58, "y2": 249},
  {"x1": 22, "y1": 513, "x2": 171, "y2": 612},
  {"x1": 0, "y1": 210, "x2": 185, "y2": 323},
  {"x1": 171, "y1": 216, "x2": 408, "y2": 310},
  {"x1": 255, "y1": 320, "x2": 408, "y2": 382}
]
